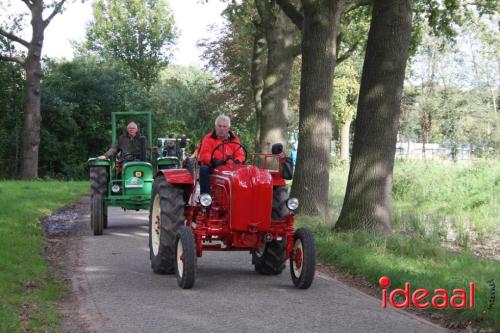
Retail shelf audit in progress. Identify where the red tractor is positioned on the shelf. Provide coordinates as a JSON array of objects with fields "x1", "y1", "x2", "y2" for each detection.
[{"x1": 148, "y1": 142, "x2": 316, "y2": 289}]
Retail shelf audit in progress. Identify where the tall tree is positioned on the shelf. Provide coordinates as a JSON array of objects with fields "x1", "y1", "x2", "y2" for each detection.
[
  {"x1": 198, "y1": 2, "x2": 256, "y2": 139},
  {"x1": 335, "y1": 0, "x2": 413, "y2": 233},
  {"x1": 255, "y1": 0, "x2": 300, "y2": 153},
  {"x1": 277, "y1": 0, "x2": 365, "y2": 217},
  {"x1": 250, "y1": 21, "x2": 266, "y2": 151},
  {"x1": 82, "y1": 0, "x2": 177, "y2": 90},
  {"x1": 0, "y1": 0, "x2": 68, "y2": 179}
]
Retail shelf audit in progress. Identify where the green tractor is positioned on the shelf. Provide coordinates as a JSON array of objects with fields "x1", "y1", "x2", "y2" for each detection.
[{"x1": 87, "y1": 112, "x2": 184, "y2": 235}]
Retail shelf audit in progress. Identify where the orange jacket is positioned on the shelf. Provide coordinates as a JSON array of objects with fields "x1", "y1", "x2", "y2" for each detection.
[{"x1": 199, "y1": 130, "x2": 245, "y2": 166}]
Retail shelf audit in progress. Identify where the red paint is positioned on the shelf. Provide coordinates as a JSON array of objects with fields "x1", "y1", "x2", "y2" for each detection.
[
  {"x1": 294, "y1": 248, "x2": 303, "y2": 269},
  {"x1": 162, "y1": 152, "x2": 296, "y2": 259},
  {"x1": 379, "y1": 276, "x2": 391, "y2": 288},
  {"x1": 412, "y1": 289, "x2": 430, "y2": 309}
]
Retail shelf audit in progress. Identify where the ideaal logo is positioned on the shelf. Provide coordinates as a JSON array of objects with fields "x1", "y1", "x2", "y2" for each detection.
[{"x1": 379, "y1": 276, "x2": 475, "y2": 309}]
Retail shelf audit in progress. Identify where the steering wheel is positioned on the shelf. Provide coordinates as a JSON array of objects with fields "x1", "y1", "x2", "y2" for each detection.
[{"x1": 210, "y1": 141, "x2": 247, "y2": 165}]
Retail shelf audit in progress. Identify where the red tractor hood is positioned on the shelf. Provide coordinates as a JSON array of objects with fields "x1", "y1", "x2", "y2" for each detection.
[{"x1": 212, "y1": 165, "x2": 273, "y2": 232}]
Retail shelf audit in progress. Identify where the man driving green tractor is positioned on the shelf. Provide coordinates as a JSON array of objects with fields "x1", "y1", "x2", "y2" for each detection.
[
  {"x1": 98, "y1": 121, "x2": 150, "y2": 162},
  {"x1": 89, "y1": 112, "x2": 189, "y2": 236}
]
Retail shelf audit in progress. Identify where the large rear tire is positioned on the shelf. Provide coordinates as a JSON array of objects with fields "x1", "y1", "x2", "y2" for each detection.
[
  {"x1": 149, "y1": 176, "x2": 185, "y2": 274},
  {"x1": 290, "y1": 228, "x2": 316, "y2": 289},
  {"x1": 272, "y1": 186, "x2": 289, "y2": 219},
  {"x1": 90, "y1": 167, "x2": 107, "y2": 236},
  {"x1": 175, "y1": 226, "x2": 196, "y2": 289},
  {"x1": 253, "y1": 240, "x2": 286, "y2": 275}
]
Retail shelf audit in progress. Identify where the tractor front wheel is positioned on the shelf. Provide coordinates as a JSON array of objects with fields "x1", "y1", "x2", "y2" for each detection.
[
  {"x1": 290, "y1": 228, "x2": 316, "y2": 289},
  {"x1": 103, "y1": 209, "x2": 108, "y2": 229},
  {"x1": 91, "y1": 194, "x2": 104, "y2": 235},
  {"x1": 175, "y1": 226, "x2": 196, "y2": 289},
  {"x1": 90, "y1": 167, "x2": 107, "y2": 236},
  {"x1": 149, "y1": 177, "x2": 185, "y2": 274}
]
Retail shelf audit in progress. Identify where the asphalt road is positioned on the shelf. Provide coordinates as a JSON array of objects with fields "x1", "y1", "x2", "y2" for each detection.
[{"x1": 71, "y1": 205, "x2": 447, "y2": 333}]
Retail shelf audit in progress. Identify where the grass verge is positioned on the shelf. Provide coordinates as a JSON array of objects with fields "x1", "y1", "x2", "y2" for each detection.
[
  {"x1": 297, "y1": 217, "x2": 500, "y2": 330},
  {"x1": 0, "y1": 180, "x2": 88, "y2": 333}
]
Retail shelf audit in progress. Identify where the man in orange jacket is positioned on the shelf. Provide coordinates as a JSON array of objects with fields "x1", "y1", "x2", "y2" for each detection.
[{"x1": 198, "y1": 114, "x2": 245, "y2": 194}]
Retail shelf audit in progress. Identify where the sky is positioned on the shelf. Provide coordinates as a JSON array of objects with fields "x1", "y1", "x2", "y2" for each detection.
[{"x1": 4, "y1": 0, "x2": 228, "y2": 67}]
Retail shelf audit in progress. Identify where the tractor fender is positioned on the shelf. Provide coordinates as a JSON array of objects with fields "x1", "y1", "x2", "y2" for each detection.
[{"x1": 157, "y1": 169, "x2": 193, "y2": 185}]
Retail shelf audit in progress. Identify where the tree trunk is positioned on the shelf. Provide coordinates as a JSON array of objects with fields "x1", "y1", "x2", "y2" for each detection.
[
  {"x1": 20, "y1": 2, "x2": 45, "y2": 179},
  {"x1": 290, "y1": 1, "x2": 345, "y2": 217},
  {"x1": 335, "y1": 0, "x2": 413, "y2": 233},
  {"x1": 1, "y1": 0, "x2": 66, "y2": 178},
  {"x1": 251, "y1": 23, "x2": 266, "y2": 152},
  {"x1": 339, "y1": 120, "x2": 350, "y2": 161},
  {"x1": 255, "y1": 0, "x2": 298, "y2": 153}
]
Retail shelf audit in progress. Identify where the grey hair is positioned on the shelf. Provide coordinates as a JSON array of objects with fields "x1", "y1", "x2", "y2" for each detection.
[
  {"x1": 127, "y1": 122, "x2": 138, "y2": 129},
  {"x1": 215, "y1": 114, "x2": 231, "y2": 127}
]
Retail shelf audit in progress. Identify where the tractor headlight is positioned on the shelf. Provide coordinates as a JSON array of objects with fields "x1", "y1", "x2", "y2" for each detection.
[
  {"x1": 112, "y1": 185, "x2": 121, "y2": 193},
  {"x1": 286, "y1": 197, "x2": 299, "y2": 211},
  {"x1": 199, "y1": 193, "x2": 212, "y2": 207}
]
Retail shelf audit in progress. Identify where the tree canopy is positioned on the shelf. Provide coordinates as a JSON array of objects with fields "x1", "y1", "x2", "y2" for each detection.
[{"x1": 82, "y1": 0, "x2": 177, "y2": 90}]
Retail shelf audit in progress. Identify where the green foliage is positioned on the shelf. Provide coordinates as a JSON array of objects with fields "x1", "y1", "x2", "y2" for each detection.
[
  {"x1": 332, "y1": 62, "x2": 359, "y2": 126},
  {"x1": 37, "y1": 59, "x2": 226, "y2": 179},
  {"x1": 83, "y1": 0, "x2": 177, "y2": 90},
  {"x1": 151, "y1": 65, "x2": 222, "y2": 148},
  {"x1": 0, "y1": 61, "x2": 23, "y2": 178},
  {"x1": 337, "y1": 5, "x2": 370, "y2": 60},
  {"x1": 413, "y1": 0, "x2": 498, "y2": 44},
  {"x1": 0, "y1": 180, "x2": 88, "y2": 332},
  {"x1": 198, "y1": 0, "x2": 258, "y2": 147},
  {"x1": 40, "y1": 57, "x2": 149, "y2": 179},
  {"x1": 401, "y1": 84, "x2": 499, "y2": 155},
  {"x1": 403, "y1": 15, "x2": 499, "y2": 155}
]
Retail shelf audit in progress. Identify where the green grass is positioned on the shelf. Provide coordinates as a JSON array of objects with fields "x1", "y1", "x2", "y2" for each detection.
[
  {"x1": 391, "y1": 159, "x2": 499, "y2": 241},
  {"x1": 311, "y1": 159, "x2": 500, "y2": 329},
  {"x1": 330, "y1": 159, "x2": 499, "y2": 244},
  {"x1": 0, "y1": 180, "x2": 88, "y2": 333}
]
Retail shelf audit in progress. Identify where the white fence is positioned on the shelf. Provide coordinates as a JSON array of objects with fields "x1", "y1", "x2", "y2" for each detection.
[{"x1": 395, "y1": 142, "x2": 472, "y2": 160}]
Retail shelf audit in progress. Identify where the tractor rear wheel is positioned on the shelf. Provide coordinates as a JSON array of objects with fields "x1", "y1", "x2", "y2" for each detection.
[
  {"x1": 149, "y1": 176, "x2": 185, "y2": 274},
  {"x1": 290, "y1": 228, "x2": 316, "y2": 289},
  {"x1": 272, "y1": 186, "x2": 289, "y2": 219},
  {"x1": 175, "y1": 226, "x2": 196, "y2": 289},
  {"x1": 253, "y1": 240, "x2": 286, "y2": 275},
  {"x1": 90, "y1": 167, "x2": 107, "y2": 235}
]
